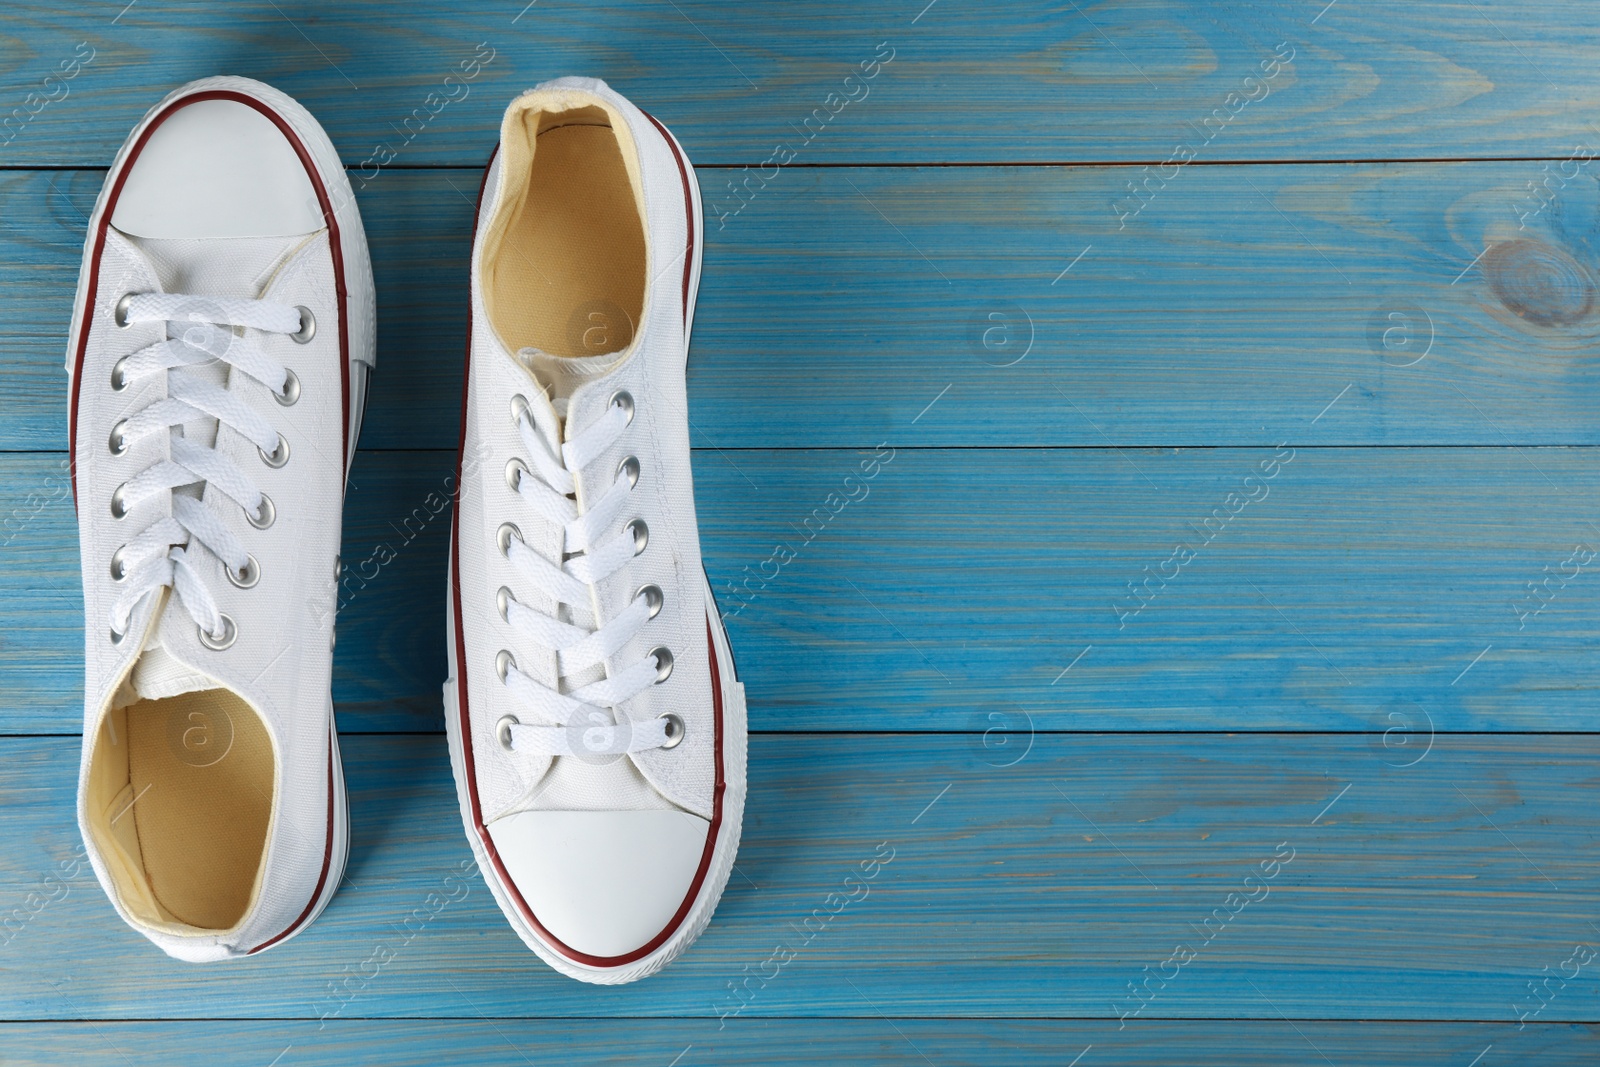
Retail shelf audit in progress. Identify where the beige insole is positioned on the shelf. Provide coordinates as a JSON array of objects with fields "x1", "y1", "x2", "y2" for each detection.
[
  {"x1": 88, "y1": 691, "x2": 274, "y2": 930},
  {"x1": 487, "y1": 118, "x2": 646, "y2": 358}
]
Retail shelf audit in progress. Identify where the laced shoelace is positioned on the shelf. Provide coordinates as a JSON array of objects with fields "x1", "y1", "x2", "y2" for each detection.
[
  {"x1": 106, "y1": 292, "x2": 309, "y2": 649},
  {"x1": 494, "y1": 389, "x2": 681, "y2": 758}
]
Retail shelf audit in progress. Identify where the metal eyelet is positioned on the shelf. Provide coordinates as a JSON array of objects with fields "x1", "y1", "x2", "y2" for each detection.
[
  {"x1": 497, "y1": 522, "x2": 522, "y2": 555},
  {"x1": 496, "y1": 586, "x2": 514, "y2": 621},
  {"x1": 110, "y1": 356, "x2": 131, "y2": 391},
  {"x1": 274, "y1": 369, "x2": 301, "y2": 407},
  {"x1": 649, "y1": 646, "x2": 674, "y2": 683},
  {"x1": 495, "y1": 649, "x2": 517, "y2": 683},
  {"x1": 290, "y1": 306, "x2": 316, "y2": 344},
  {"x1": 114, "y1": 292, "x2": 137, "y2": 328},
  {"x1": 510, "y1": 394, "x2": 530, "y2": 424},
  {"x1": 496, "y1": 714, "x2": 520, "y2": 749},
  {"x1": 108, "y1": 419, "x2": 131, "y2": 456},
  {"x1": 259, "y1": 434, "x2": 290, "y2": 468},
  {"x1": 636, "y1": 584, "x2": 663, "y2": 619},
  {"x1": 246, "y1": 494, "x2": 275, "y2": 530},
  {"x1": 609, "y1": 390, "x2": 634, "y2": 423},
  {"x1": 110, "y1": 483, "x2": 130, "y2": 519},
  {"x1": 110, "y1": 624, "x2": 126, "y2": 646},
  {"x1": 505, "y1": 457, "x2": 528, "y2": 492},
  {"x1": 627, "y1": 519, "x2": 649, "y2": 555},
  {"x1": 227, "y1": 554, "x2": 260, "y2": 589},
  {"x1": 618, "y1": 455, "x2": 640, "y2": 489},
  {"x1": 109, "y1": 546, "x2": 130, "y2": 582},
  {"x1": 658, "y1": 712, "x2": 685, "y2": 749},
  {"x1": 198, "y1": 614, "x2": 237, "y2": 651}
]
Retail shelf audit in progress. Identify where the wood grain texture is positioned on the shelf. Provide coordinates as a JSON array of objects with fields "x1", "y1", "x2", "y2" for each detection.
[
  {"x1": 0, "y1": 1019, "x2": 1594, "y2": 1067},
  {"x1": 0, "y1": 733, "x2": 1596, "y2": 1021},
  {"x1": 8, "y1": 161, "x2": 1600, "y2": 452},
  {"x1": 1, "y1": 2, "x2": 1599, "y2": 166},
  {"x1": 3, "y1": 448, "x2": 1597, "y2": 734}
]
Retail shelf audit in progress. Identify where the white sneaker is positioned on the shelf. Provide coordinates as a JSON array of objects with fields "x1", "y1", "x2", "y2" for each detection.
[
  {"x1": 445, "y1": 77, "x2": 747, "y2": 984},
  {"x1": 67, "y1": 77, "x2": 374, "y2": 961}
]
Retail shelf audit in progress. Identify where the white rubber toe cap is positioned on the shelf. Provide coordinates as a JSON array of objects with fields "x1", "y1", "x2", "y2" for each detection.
[
  {"x1": 111, "y1": 98, "x2": 323, "y2": 239},
  {"x1": 487, "y1": 808, "x2": 709, "y2": 959}
]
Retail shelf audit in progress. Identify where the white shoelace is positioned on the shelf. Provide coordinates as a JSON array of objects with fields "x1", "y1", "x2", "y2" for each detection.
[
  {"x1": 106, "y1": 293, "x2": 305, "y2": 647},
  {"x1": 496, "y1": 391, "x2": 676, "y2": 758}
]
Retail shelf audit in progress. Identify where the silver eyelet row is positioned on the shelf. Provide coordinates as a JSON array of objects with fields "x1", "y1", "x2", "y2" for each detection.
[
  {"x1": 102, "y1": 294, "x2": 288, "y2": 649},
  {"x1": 492, "y1": 711, "x2": 684, "y2": 751},
  {"x1": 488, "y1": 388, "x2": 684, "y2": 753}
]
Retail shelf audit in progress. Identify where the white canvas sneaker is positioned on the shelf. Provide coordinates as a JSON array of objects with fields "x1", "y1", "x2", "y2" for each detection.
[
  {"x1": 445, "y1": 77, "x2": 747, "y2": 984},
  {"x1": 67, "y1": 77, "x2": 374, "y2": 961}
]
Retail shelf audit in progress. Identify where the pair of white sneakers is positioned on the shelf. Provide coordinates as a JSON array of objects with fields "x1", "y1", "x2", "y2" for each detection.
[{"x1": 67, "y1": 76, "x2": 746, "y2": 984}]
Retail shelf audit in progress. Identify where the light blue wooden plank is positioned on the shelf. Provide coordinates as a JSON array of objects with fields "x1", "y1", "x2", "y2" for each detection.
[
  {"x1": 0, "y1": 1019, "x2": 1593, "y2": 1067},
  {"x1": 7, "y1": 162, "x2": 1600, "y2": 452},
  {"x1": 0, "y1": 733, "x2": 1596, "y2": 1020},
  {"x1": 2, "y1": 2, "x2": 1599, "y2": 166},
  {"x1": 2, "y1": 448, "x2": 1597, "y2": 734}
]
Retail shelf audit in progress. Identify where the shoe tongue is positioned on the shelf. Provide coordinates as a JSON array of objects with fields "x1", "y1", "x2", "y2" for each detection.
[
  {"x1": 517, "y1": 346, "x2": 622, "y2": 414},
  {"x1": 125, "y1": 632, "x2": 224, "y2": 703},
  {"x1": 132, "y1": 234, "x2": 301, "y2": 297}
]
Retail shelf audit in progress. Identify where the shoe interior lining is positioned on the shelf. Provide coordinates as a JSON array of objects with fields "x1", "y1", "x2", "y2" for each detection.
[
  {"x1": 484, "y1": 105, "x2": 647, "y2": 359},
  {"x1": 84, "y1": 691, "x2": 274, "y2": 932}
]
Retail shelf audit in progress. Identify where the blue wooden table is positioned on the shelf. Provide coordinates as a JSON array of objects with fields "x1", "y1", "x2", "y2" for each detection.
[{"x1": 3, "y1": 2, "x2": 1599, "y2": 1063}]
